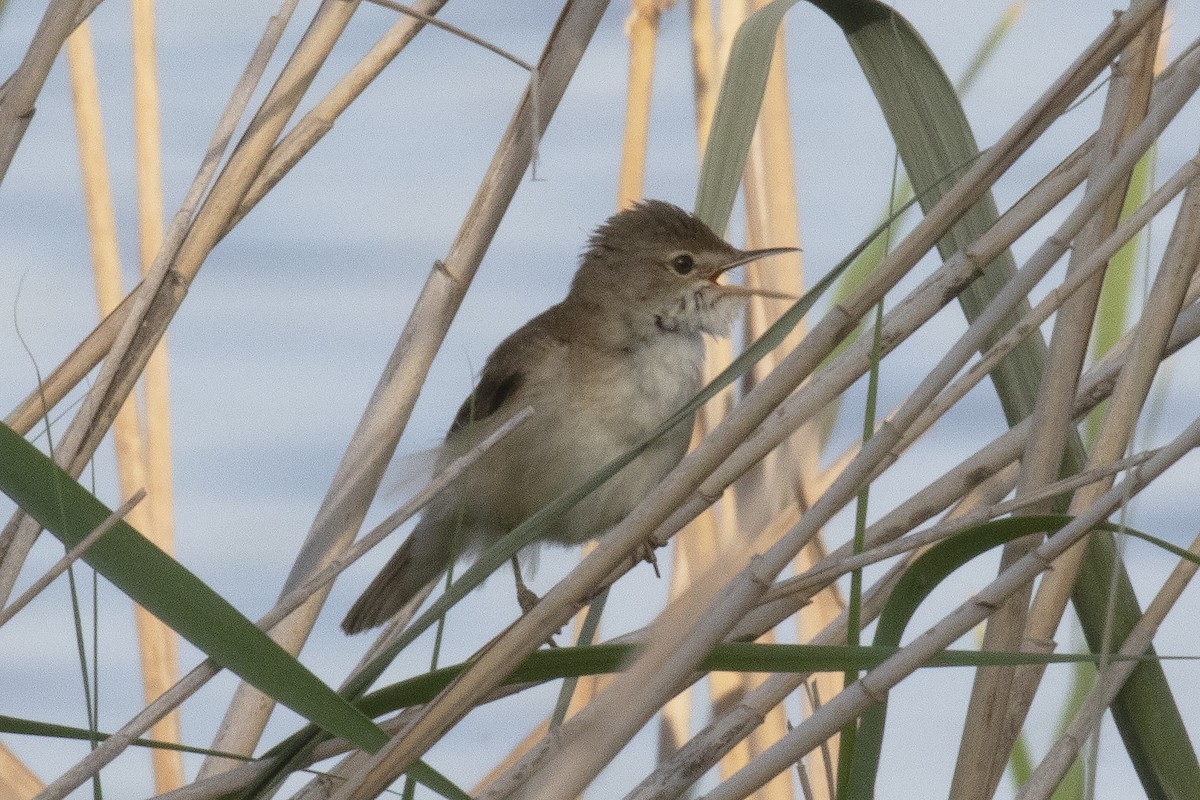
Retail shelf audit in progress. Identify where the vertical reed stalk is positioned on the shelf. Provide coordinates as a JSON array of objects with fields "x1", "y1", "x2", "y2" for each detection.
[{"x1": 65, "y1": 19, "x2": 185, "y2": 791}]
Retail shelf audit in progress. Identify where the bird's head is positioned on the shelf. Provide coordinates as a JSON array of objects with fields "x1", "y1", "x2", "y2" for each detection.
[{"x1": 568, "y1": 200, "x2": 797, "y2": 339}]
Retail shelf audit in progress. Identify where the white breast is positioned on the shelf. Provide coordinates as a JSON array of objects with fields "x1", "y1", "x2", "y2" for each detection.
[
  {"x1": 531, "y1": 331, "x2": 701, "y2": 541},
  {"x1": 631, "y1": 332, "x2": 705, "y2": 423},
  {"x1": 582, "y1": 331, "x2": 705, "y2": 443}
]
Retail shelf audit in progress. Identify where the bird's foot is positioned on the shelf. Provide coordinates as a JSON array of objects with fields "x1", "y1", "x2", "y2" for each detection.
[
  {"x1": 516, "y1": 582, "x2": 541, "y2": 615},
  {"x1": 636, "y1": 540, "x2": 661, "y2": 578}
]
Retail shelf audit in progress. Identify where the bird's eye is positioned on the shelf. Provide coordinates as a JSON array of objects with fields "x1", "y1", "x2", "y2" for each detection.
[{"x1": 671, "y1": 253, "x2": 695, "y2": 275}]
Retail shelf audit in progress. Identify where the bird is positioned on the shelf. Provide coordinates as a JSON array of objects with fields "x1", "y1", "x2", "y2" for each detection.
[{"x1": 341, "y1": 199, "x2": 796, "y2": 634}]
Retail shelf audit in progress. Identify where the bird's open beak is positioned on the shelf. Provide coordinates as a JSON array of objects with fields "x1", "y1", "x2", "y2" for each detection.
[
  {"x1": 715, "y1": 245, "x2": 799, "y2": 275},
  {"x1": 710, "y1": 246, "x2": 800, "y2": 301}
]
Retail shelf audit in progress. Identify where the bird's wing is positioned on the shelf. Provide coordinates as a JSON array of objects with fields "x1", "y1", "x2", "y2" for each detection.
[
  {"x1": 449, "y1": 366, "x2": 525, "y2": 434},
  {"x1": 448, "y1": 308, "x2": 566, "y2": 435}
]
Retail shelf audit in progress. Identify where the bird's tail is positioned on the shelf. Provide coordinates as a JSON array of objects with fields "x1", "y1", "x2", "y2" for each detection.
[{"x1": 341, "y1": 520, "x2": 452, "y2": 634}]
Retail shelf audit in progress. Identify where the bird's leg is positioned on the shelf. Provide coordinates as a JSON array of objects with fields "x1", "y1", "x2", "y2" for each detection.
[
  {"x1": 511, "y1": 555, "x2": 541, "y2": 613},
  {"x1": 511, "y1": 555, "x2": 560, "y2": 647}
]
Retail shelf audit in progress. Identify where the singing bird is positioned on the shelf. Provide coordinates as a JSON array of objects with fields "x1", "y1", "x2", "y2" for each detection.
[{"x1": 342, "y1": 200, "x2": 795, "y2": 633}]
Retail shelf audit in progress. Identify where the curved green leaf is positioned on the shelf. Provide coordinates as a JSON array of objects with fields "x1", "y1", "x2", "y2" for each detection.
[
  {"x1": 806, "y1": 3, "x2": 1196, "y2": 797},
  {"x1": 845, "y1": 515, "x2": 1200, "y2": 800},
  {"x1": 0, "y1": 711, "x2": 467, "y2": 800},
  {"x1": 0, "y1": 422, "x2": 388, "y2": 754},
  {"x1": 350, "y1": 637, "x2": 1183, "y2": 721},
  {"x1": 0, "y1": 713, "x2": 250, "y2": 759}
]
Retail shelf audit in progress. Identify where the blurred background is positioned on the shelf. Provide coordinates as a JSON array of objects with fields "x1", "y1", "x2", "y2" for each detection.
[{"x1": 2, "y1": 1, "x2": 1199, "y2": 796}]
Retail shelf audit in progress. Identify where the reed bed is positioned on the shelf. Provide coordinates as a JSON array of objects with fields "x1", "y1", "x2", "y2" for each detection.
[{"x1": 1, "y1": 1, "x2": 1199, "y2": 799}]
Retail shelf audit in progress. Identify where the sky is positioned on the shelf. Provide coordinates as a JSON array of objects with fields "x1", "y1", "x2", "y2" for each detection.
[{"x1": 2, "y1": 0, "x2": 1200, "y2": 797}]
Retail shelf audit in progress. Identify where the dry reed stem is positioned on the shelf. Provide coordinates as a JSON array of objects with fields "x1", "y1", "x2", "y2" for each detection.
[
  {"x1": 715, "y1": 0, "x2": 794, "y2": 794},
  {"x1": 32, "y1": 1, "x2": 326, "y2": 786},
  {"x1": 664, "y1": 0, "x2": 725, "y2": 777},
  {"x1": 510, "y1": 530, "x2": 762, "y2": 800},
  {"x1": 740, "y1": 8, "x2": 814, "y2": 513},
  {"x1": 486, "y1": 201, "x2": 1194, "y2": 797},
  {"x1": 880, "y1": 138, "x2": 1091, "y2": 450},
  {"x1": 1014, "y1": 528, "x2": 1200, "y2": 800},
  {"x1": 868, "y1": 152, "x2": 1200, "y2": 495},
  {"x1": 130, "y1": 0, "x2": 173, "y2": 551},
  {"x1": 647, "y1": 118, "x2": 1093, "y2": 552},
  {"x1": 3, "y1": 288, "x2": 133, "y2": 436},
  {"x1": 47, "y1": 0, "x2": 362, "y2": 776},
  {"x1": 323, "y1": 12, "x2": 1162, "y2": 794},
  {"x1": 476, "y1": 495, "x2": 818, "y2": 800},
  {"x1": 641, "y1": 1, "x2": 1172, "y2": 560},
  {"x1": 701, "y1": 414, "x2": 1200, "y2": 800},
  {"x1": 132, "y1": 0, "x2": 164, "y2": 273},
  {"x1": 228, "y1": 2, "x2": 611, "y2": 785},
  {"x1": 617, "y1": 0, "x2": 662, "y2": 209},
  {"x1": 462, "y1": 3, "x2": 668, "y2": 782},
  {"x1": 713, "y1": 0, "x2": 741, "y2": 81},
  {"x1": 167, "y1": 0, "x2": 361, "y2": 291},
  {"x1": 1012, "y1": 5, "x2": 1161, "y2": 511},
  {"x1": 652, "y1": 33, "x2": 1197, "y2": 572},
  {"x1": 200, "y1": 0, "x2": 467, "y2": 772},
  {"x1": 1026, "y1": 49, "x2": 1192, "y2": 614},
  {"x1": 463, "y1": 678, "x2": 565, "y2": 797},
  {"x1": 758, "y1": 450, "x2": 1152, "y2": 614},
  {"x1": 793, "y1": 133, "x2": 1092, "y2": 515},
  {"x1": 658, "y1": 532, "x2": 695, "y2": 759},
  {"x1": 623, "y1": 558, "x2": 909, "y2": 800},
  {"x1": 666, "y1": 357, "x2": 738, "y2": 764},
  {"x1": 0, "y1": 490, "x2": 146, "y2": 628},
  {"x1": 469, "y1": 720, "x2": 552, "y2": 796},
  {"x1": 610, "y1": 62, "x2": 1198, "y2": 793},
  {"x1": 36, "y1": 406, "x2": 529, "y2": 799},
  {"x1": 951, "y1": 11, "x2": 1164, "y2": 794},
  {"x1": 773, "y1": 450, "x2": 1155, "y2": 604},
  {"x1": 2, "y1": 2, "x2": 310, "y2": 438},
  {"x1": 0, "y1": 0, "x2": 89, "y2": 185},
  {"x1": 1005, "y1": 146, "x2": 1200, "y2": 751},
  {"x1": 734, "y1": 4, "x2": 816, "y2": 794},
  {"x1": 0, "y1": 742, "x2": 42, "y2": 800},
  {"x1": 11, "y1": 8, "x2": 326, "y2": 793},
  {"x1": 741, "y1": 8, "x2": 804, "y2": 396},
  {"x1": 0, "y1": 0, "x2": 302, "y2": 610},
  {"x1": 798, "y1": 293, "x2": 1200, "y2": 586},
  {"x1": 230, "y1": 0, "x2": 452, "y2": 231},
  {"x1": 687, "y1": 0, "x2": 717, "y2": 156},
  {"x1": 64, "y1": 22, "x2": 184, "y2": 790},
  {"x1": 743, "y1": 149, "x2": 1200, "y2": 625}
]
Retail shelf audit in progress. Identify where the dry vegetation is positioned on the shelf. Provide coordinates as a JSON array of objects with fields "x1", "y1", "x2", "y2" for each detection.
[{"x1": 1, "y1": 0, "x2": 1199, "y2": 798}]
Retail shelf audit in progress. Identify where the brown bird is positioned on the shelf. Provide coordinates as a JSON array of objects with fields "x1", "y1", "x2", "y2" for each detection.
[{"x1": 342, "y1": 200, "x2": 795, "y2": 633}]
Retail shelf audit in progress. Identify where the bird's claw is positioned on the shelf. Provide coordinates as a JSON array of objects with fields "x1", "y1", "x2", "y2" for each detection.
[
  {"x1": 516, "y1": 583, "x2": 541, "y2": 615},
  {"x1": 636, "y1": 541, "x2": 661, "y2": 578}
]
